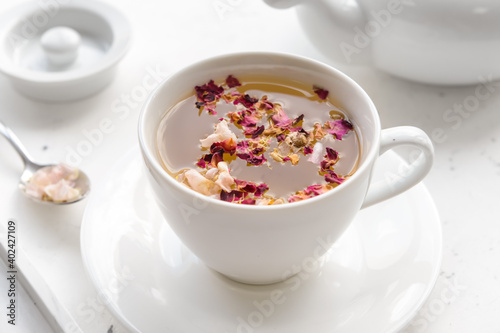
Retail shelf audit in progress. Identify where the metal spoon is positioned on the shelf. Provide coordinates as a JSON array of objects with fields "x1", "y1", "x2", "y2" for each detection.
[{"x1": 0, "y1": 121, "x2": 90, "y2": 204}]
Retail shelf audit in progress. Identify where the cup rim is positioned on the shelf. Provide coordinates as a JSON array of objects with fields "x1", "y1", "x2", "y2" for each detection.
[{"x1": 138, "y1": 51, "x2": 381, "y2": 211}]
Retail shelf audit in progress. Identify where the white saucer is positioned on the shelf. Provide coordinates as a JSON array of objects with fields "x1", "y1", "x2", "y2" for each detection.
[{"x1": 81, "y1": 147, "x2": 442, "y2": 333}]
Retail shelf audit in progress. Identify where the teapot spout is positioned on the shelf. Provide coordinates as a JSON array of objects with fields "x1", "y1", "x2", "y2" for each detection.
[{"x1": 264, "y1": 0, "x2": 371, "y2": 65}]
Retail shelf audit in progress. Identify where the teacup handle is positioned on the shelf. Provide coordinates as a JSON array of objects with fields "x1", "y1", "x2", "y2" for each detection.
[{"x1": 361, "y1": 126, "x2": 434, "y2": 209}]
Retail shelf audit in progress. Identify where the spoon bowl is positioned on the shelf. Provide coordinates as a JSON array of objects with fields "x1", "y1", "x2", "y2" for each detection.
[{"x1": 0, "y1": 121, "x2": 90, "y2": 205}]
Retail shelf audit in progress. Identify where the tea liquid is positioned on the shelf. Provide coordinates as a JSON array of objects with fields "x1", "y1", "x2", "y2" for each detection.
[{"x1": 157, "y1": 75, "x2": 360, "y2": 199}]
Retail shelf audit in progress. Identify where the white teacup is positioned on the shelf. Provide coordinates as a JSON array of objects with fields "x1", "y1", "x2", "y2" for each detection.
[{"x1": 138, "y1": 52, "x2": 434, "y2": 285}]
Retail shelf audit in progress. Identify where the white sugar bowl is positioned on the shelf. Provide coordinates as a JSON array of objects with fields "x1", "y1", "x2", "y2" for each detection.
[{"x1": 0, "y1": 0, "x2": 131, "y2": 101}]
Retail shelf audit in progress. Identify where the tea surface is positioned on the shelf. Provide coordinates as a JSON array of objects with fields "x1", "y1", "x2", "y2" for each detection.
[{"x1": 157, "y1": 75, "x2": 360, "y2": 204}]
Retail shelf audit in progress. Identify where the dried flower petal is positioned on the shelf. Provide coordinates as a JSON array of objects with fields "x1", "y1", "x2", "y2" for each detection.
[
  {"x1": 234, "y1": 179, "x2": 256, "y2": 193},
  {"x1": 308, "y1": 142, "x2": 324, "y2": 164},
  {"x1": 324, "y1": 171, "x2": 345, "y2": 184},
  {"x1": 184, "y1": 169, "x2": 220, "y2": 196},
  {"x1": 205, "y1": 167, "x2": 219, "y2": 180},
  {"x1": 239, "y1": 114, "x2": 260, "y2": 127},
  {"x1": 270, "y1": 105, "x2": 292, "y2": 128},
  {"x1": 220, "y1": 190, "x2": 246, "y2": 202},
  {"x1": 244, "y1": 125, "x2": 265, "y2": 139},
  {"x1": 196, "y1": 158, "x2": 206, "y2": 168},
  {"x1": 313, "y1": 123, "x2": 327, "y2": 140},
  {"x1": 287, "y1": 184, "x2": 333, "y2": 203},
  {"x1": 325, "y1": 147, "x2": 338, "y2": 161},
  {"x1": 313, "y1": 86, "x2": 329, "y2": 100},
  {"x1": 200, "y1": 120, "x2": 237, "y2": 148},
  {"x1": 211, "y1": 138, "x2": 237, "y2": 155},
  {"x1": 255, "y1": 183, "x2": 269, "y2": 197},
  {"x1": 236, "y1": 152, "x2": 267, "y2": 166},
  {"x1": 215, "y1": 162, "x2": 234, "y2": 192},
  {"x1": 226, "y1": 75, "x2": 241, "y2": 88},
  {"x1": 241, "y1": 198, "x2": 256, "y2": 205},
  {"x1": 234, "y1": 94, "x2": 259, "y2": 108},
  {"x1": 324, "y1": 119, "x2": 354, "y2": 140},
  {"x1": 195, "y1": 80, "x2": 224, "y2": 102},
  {"x1": 270, "y1": 149, "x2": 284, "y2": 163},
  {"x1": 25, "y1": 164, "x2": 81, "y2": 202},
  {"x1": 255, "y1": 96, "x2": 274, "y2": 110},
  {"x1": 44, "y1": 179, "x2": 80, "y2": 203},
  {"x1": 303, "y1": 184, "x2": 329, "y2": 196}
]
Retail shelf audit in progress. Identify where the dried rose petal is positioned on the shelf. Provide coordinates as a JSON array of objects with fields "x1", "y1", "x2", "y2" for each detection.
[
  {"x1": 236, "y1": 140, "x2": 249, "y2": 151},
  {"x1": 313, "y1": 86, "x2": 329, "y2": 100},
  {"x1": 318, "y1": 147, "x2": 339, "y2": 172},
  {"x1": 239, "y1": 114, "x2": 260, "y2": 127},
  {"x1": 325, "y1": 147, "x2": 338, "y2": 161},
  {"x1": 196, "y1": 158, "x2": 206, "y2": 168},
  {"x1": 255, "y1": 96, "x2": 274, "y2": 110},
  {"x1": 220, "y1": 190, "x2": 246, "y2": 202},
  {"x1": 288, "y1": 193, "x2": 307, "y2": 203},
  {"x1": 226, "y1": 75, "x2": 241, "y2": 88},
  {"x1": 292, "y1": 114, "x2": 304, "y2": 126},
  {"x1": 287, "y1": 184, "x2": 333, "y2": 203},
  {"x1": 271, "y1": 105, "x2": 292, "y2": 128},
  {"x1": 303, "y1": 146, "x2": 313, "y2": 155},
  {"x1": 240, "y1": 198, "x2": 256, "y2": 205},
  {"x1": 211, "y1": 138, "x2": 237, "y2": 155},
  {"x1": 324, "y1": 171, "x2": 345, "y2": 184},
  {"x1": 303, "y1": 184, "x2": 327, "y2": 196},
  {"x1": 237, "y1": 152, "x2": 267, "y2": 166},
  {"x1": 195, "y1": 80, "x2": 224, "y2": 102},
  {"x1": 210, "y1": 150, "x2": 224, "y2": 166},
  {"x1": 244, "y1": 125, "x2": 265, "y2": 139},
  {"x1": 251, "y1": 146, "x2": 265, "y2": 155},
  {"x1": 255, "y1": 183, "x2": 269, "y2": 197},
  {"x1": 324, "y1": 119, "x2": 354, "y2": 140},
  {"x1": 234, "y1": 94, "x2": 259, "y2": 108},
  {"x1": 235, "y1": 179, "x2": 256, "y2": 193},
  {"x1": 205, "y1": 105, "x2": 218, "y2": 116}
]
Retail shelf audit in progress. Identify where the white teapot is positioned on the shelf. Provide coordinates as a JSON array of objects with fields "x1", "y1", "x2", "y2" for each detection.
[{"x1": 264, "y1": 0, "x2": 500, "y2": 85}]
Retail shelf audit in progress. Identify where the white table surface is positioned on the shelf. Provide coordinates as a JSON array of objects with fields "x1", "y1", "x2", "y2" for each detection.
[{"x1": 0, "y1": 1, "x2": 499, "y2": 332}]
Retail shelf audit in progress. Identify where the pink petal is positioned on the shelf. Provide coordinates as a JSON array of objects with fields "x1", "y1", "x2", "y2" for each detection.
[
  {"x1": 226, "y1": 75, "x2": 241, "y2": 88},
  {"x1": 324, "y1": 119, "x2": 354, "y2": 140},
  {"x1": 313, "y1": 86, "x2": 329, "y2": 100}
]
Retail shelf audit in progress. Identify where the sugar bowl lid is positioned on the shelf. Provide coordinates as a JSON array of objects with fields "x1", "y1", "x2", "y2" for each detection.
[{"x1": 0, "y1": 0, "x2": 132, "y2": 102}]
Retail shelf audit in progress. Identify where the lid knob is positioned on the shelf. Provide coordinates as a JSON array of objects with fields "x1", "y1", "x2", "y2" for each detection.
[{"x1": 40, "y1": 26, "x2": 81, "y2": 67}]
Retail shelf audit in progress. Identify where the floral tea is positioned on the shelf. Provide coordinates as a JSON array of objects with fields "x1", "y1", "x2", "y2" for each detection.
[{"x1": 156, "y1": 74, "x2": 360, "y2": 205}]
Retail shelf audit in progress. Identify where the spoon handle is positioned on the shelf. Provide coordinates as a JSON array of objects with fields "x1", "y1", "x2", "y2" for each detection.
[{"x1": 0, "y1": 121, "x2": 37, "y2": 167}]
